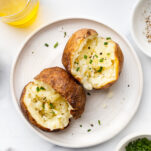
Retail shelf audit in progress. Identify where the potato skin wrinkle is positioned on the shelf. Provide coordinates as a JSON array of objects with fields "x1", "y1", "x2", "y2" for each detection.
[
  {"x1": 20, "y1": 67, "x2": 86, "y2": 132},
  {"x1": 62, "y1": 28, "x2": 124, "y2": 90}
]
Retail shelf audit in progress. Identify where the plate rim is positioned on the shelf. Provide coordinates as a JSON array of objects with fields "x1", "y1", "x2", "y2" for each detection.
[{"x1": 10, "y1": 17, "x2": 143, "y2": 148}]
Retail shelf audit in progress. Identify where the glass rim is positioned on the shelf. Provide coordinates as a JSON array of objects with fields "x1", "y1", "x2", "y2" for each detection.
[{"x1": 1, "y1": 0, "x2": 30, "y2": 18}]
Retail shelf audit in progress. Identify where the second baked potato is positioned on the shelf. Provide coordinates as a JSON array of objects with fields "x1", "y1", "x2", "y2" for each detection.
[{"x1": 62, "y1": 28, "x2": 124, "y2": 90}]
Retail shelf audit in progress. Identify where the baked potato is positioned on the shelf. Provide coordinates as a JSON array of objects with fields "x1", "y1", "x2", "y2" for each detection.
[
  {"x1": 20, "y1": 67, "x2": 86, "y2": 132},
  {"x1": 62, "y1": 28, "x2": 124, "y2": 90}
]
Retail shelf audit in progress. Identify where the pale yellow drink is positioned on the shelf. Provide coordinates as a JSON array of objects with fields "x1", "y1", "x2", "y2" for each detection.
[{"x1": 0, "y1": 0, "x2": 39, "y2": 27}]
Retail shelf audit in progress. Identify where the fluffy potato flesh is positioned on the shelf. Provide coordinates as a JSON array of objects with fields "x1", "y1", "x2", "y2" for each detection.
[
  {"x1": 23, "y1": 80, "x2": 72, "y2": 130},
  {"x1": 71, "y1": 36, "x2": 119, "y2": 90}
]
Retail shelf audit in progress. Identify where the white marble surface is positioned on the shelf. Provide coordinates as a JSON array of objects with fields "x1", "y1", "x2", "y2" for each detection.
[{"x1": 0, "y1": 0, "x2": 151, "y2": 150}]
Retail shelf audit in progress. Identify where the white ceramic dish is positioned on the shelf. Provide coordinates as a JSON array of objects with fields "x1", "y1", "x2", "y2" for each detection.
[
  {"x1": 116, "y1": 132, "x2": 151, "y2": 151},
  {"x1": 131, "y1": 0, "x2": 151, "y2": 57},
  {"x1": 10, "y1": 18, "x2": 143, "y2": 148}
]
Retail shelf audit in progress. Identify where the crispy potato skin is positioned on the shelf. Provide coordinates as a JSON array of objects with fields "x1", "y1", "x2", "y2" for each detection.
[
  {"x1": 62, "y1": 28, "x2": 124, "y2": 90},
  {"x1": 20, "y1": 82, "x2": 68, "y2": 132},
  {"x1": 34, "y1": 67, "x2": 86, "y2": 119},
  {"x1": 62, "y1": 28, "x2": 98, "y2": 72}
]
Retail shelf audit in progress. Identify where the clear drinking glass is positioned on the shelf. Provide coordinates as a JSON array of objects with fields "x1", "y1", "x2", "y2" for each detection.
[{"x1": 0, "y1": 0, "x2": 39, "y2": 27}]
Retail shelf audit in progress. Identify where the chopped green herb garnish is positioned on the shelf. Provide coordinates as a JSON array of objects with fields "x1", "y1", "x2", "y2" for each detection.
[
  {"x1": 106, "y1": 37, "x2": 111, "y2": 40},
  {"x1": 126, "y1": 138, "x2": 151, "y2": 151},
  {"x1": 54, "y1": 42, "x2": 58, "y2": 48},
  {"x1": 89, "y1": 59, "x2": 93, "y2": 64},
  {"x1": 36, "y1": 87, "x2": 45, "y2": 92},
  {"x1": 104, "y1": 42, "x2": 108, "y2": 45},
  {"x1": 36, "y1": 87, "x2": 40, "y2": 92},
  {"x1": 49, "y1": 103, "x2": 55, "y2": 109},
  {"x1": 45, "y1": 43, "x2": 49, "y2": 47},
  {"x1": 42, "y1": 103, "x2": 45, "y2": 109},
  {"x1": 95, "y1": 54, "x2": 98, "y2": 58},
  {"x1": 87, "y1": 129, "x2": 91, "y2": 132},
  {"x1": 99, "y1": 58, "x2": 104, "y2": 62},
  {"x1": 74, "y1": 61, "x2": 79, "y2": 64},
  {"x1": 84, "y1": 55, "x2": 87, "y2": 59},
  {"x1": 64, "y1": 32, "x2": 67, "y2": 37},
  {"x1": 51, "y1": 110, "x2": 56, "y2": 115},
  {"x1": 107, "y1": 53, "x2": 110, "y2": 55},
  {"x1": 76, "y1": 67, "x2": 80, "y2": 72},
  {"x1": 98, "y1": 67, "x2": 103, "y2": 72},
  {"x1": 80, "y1": 125, "x2": 82, "y2": 127},
  {"x1": 40, "y1": 86, "x2": 45, "y2": 90},
  {"x1": 98, "y1": 120, "x2": 101, "y2": 125}
]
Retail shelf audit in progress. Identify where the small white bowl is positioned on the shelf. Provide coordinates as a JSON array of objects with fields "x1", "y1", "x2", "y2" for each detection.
[
  {"x1": 116, "y1": 132, "x2": 151, "y2": 151},
  {"x1": 131, "y1": 0, "x2": 151, "y2": 57}
]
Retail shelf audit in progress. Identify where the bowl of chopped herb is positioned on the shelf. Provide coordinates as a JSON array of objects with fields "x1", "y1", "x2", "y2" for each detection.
[{"x1": 116, "y1": 132, "x2": 151, "y2": 151}]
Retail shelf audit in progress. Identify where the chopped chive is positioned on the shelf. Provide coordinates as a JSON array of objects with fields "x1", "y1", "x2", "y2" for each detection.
[
  {"x1": 36, "y1": 87, "x2": 40, "y2": 92},
  {"x1": 89, "y1": 59, "x2": 93, "y2": 64},
  {"x1": 80, "y1": 125, "x2": 82, "y2": 127},
  {"x1": 54, "y1": 42, "x2": 58, "y2": 48},
  {"x1": 104, "y1": 42, "x2": 108, "y2": 45},
  {"x1": 49, "y1": 103, "x2": 55, "y2": 109},
  {"x1": 40, "y1": 86, "x2": 45, "y2": 90},
  {"x1": 76, "y1": 67, "x2": 80, "y2": 72},
  {"x1": 98, "y1": 67, "x2": 103, "y2": 72},
  {"x1": 42, "y1": 103, "x2": 45, "y2": 109},
  {"x1": 45, "y1": 43, "x2": 49, "y2": 47},
  {"x1": 106, "y1": 37, "x2": 111, "y2": 40},
  {"x1": 107, "y1": 53, "x2": 110, "y2": 56},
  {"x1": 98, "y1": 120, "x2": 101, "y2": 125},
  {"x1": 64, "y1": 32, "x2": 67, "y2": 37},
  {"x1": 99, "y1": 58, "x2": 104, "y2": 62},
  {"x1": 87, "y1": 129, "x2": 91, "y2": 132},
  {"x1": 84, "y1": 55, "x2": 87, "y2": 59},
  {"x1": 51, "y1": 110, "x2": 55, "y2": 115},
  {"x1": 95, "y1": 54, "x2": 98, "y2": 58}
]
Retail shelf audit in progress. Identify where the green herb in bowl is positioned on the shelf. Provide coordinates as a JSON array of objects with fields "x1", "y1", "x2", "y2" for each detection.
[{"x1": 125, "y1": 138, "x2": 151, "y2": 151}]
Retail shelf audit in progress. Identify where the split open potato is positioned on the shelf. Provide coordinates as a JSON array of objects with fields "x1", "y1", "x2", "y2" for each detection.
[
  {"x1": 62, "y1": 28, "x2": 124, "y2": 90},
  {"x1": 20, "y1": 67, "x2": 86, "y2": 132}
]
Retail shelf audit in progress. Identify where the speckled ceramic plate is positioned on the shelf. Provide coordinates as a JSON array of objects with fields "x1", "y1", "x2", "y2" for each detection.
[{"x1": 10, "y1": 18, "x2": 143, "y2": 148}]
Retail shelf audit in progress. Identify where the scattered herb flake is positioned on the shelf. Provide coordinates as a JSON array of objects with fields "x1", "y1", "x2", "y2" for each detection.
[
  {"x1": 107, "y1": 53, "x2": 110, "y2": 56},
  {"x1": 32, "y1": 51, "x2": 34, "y2": 54},
  {"x1": 40, "y1": 86, "x2": 45, "y2": 90},
  {"x1": 76, "y1": 67, "x2": 80, "y2": 72},
  {"x1": 98, "y1": 67, "x2": 103, "y2": 72},
  {"x1": 95, "y1": 54, "x2": 98, "y2": 58},
  {"x1": 89, "y1": 59, "x2": 93, "y2": 64},
  {"x1": 106, "y1": 37, "x2": 111, "y2": 40},
  {"x1": 50, "y1": 103, "x2": 55, "y2": 109},
  {"x1": 84, "y1": 55, "x2": 87, "y2": 59},
  {"x1": 54, "y1": 42, "x2": 58, "y2": 48},
  {"x1": 36, "y1": 87, "x2": 40, "y2": 92},
  {"x1": 45, "y1": 43, "x2": 49, "y2": 47},
  {"x1": 42, "y1": 103, "x2": 45, "y2": 109},
  {"x1": 99, "y1": 58, "x2": 104, "y2": 62},
  {"x1": 51, "y1": 110, "x2": 55, "y2": 115},
  {"x1": 87, "y1": 129, "x2": 91, "y2": 132},
  {"x1": 87, "y1": 92, "x2": 91, "y2": 96},
  {"x1": 64, "y1": 32, "x2": 67, "y2": 37},
  {"x1": 104, "y1": 42, "x2": 108, "y2": 45},
  {"x1": 98, "y1": 120, "x2": 101, "y2": 125},
  {"x1": 80, "y1": 125, "x2": 82, "y2": 127}
]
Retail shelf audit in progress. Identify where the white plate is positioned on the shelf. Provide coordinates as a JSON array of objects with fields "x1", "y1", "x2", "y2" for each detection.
[
  {"x1": 10, "y1": 18, "x2": 143, "y2": 148},
  {"x1": 131, "y1": 0, "x2": 151, "y2": 57}
]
